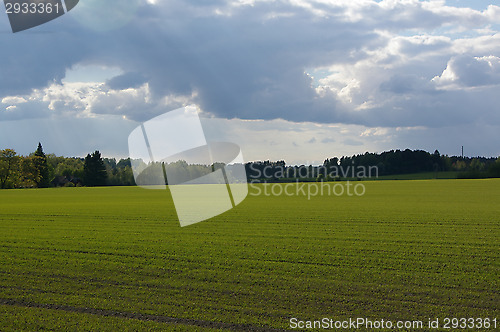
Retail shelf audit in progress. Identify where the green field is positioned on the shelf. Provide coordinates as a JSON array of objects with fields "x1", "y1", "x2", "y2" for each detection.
[
  {"x1": 0, "y1": 180, "x2": 499, "y2": 331},
  {"x1": 374, "y1": 171, "x2": 459, "y2": 180}
]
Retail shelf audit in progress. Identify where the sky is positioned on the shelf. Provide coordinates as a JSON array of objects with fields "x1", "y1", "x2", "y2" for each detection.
[{"x1": 0, "y1": 0, "x2": 499, "y2": 165}]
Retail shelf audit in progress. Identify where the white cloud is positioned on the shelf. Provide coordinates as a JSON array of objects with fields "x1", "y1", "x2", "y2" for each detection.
[
  {"x1": 361, "y1": 128, "x2": 390, "y2": 137},
  {"x1": 2, "y1": 96, "x2": 27, "y2": 104},
  {"x1": 433, "y1": 55, "x2": 500, "y2": 89}
]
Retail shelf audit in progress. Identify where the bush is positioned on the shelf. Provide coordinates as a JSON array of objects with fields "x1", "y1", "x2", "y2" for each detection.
[
  {"x1": 457, "y1": 171, "x2": 486, "y2": 179},
  {"x1": 488, "y1": 160, "x2": 500, "y2": 178}
]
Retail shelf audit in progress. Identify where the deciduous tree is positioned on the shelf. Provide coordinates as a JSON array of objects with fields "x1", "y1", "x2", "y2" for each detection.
[{"x1": 0, "y1": 149, "x2": 20, "y2": 189}]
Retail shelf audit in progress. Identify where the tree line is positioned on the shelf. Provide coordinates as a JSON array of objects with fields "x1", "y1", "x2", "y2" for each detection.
[
  {"x1": 331, "y1": 149, "x2": 500, "y2": 179},
  {"x1": 1, "y1": 145, "x2": 499, "y2": 189},
  {"x1": 0, "y1": 144, "x2": 135, "y2": 189},
  {"x1": 246, "y1": 149, "x2": 500, "y2": 181}
]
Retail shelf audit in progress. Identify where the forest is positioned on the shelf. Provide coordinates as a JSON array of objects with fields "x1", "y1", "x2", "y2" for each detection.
[{"x1": 1, "y1": 144, "x2": 499, "y2": 189}]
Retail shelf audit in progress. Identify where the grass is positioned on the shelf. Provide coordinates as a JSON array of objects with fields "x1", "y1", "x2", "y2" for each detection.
[
  {"x1": 0, "y1": 180, "x2": 499, "y2": 330},
  {"x1": 374, "y1": 171, "x2": 459, "y2": 180}
]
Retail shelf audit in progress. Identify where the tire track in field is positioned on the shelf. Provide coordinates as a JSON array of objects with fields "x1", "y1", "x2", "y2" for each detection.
[{"x1": 0, "y1": 298, "x2": 288, "y2": 331}]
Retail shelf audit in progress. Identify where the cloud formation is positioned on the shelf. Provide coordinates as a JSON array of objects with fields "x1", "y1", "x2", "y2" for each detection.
[
  {"x1": 1, "y1": 0, "x2": 499, "y2": 158},
  {"x1": 433, "y1": 54, "x2": 500, "y2": 88}
]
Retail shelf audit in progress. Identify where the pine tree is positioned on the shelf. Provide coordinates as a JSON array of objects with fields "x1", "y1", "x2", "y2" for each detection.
[
  {"x1": 83, "y1": 151, "x2": 108, "y2": 186},
  {"x1": 33, "y1": 142, "x2": 50, "y2": 188}
]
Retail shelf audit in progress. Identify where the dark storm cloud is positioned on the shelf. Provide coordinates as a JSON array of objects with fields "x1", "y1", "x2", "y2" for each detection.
[{"x1": 106, "y1": 72, "x2": 148, "y2": 90}]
